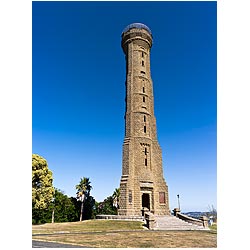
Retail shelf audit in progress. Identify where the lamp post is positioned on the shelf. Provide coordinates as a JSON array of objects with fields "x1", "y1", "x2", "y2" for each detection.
[{"x1": 177, "y1": 194, "x2": 180, "y2": 211}]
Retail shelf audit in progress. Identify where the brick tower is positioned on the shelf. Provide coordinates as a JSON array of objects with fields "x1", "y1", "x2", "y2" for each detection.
[{"x1": 119, "y1": 23, "x2": 170, "y2": 216}]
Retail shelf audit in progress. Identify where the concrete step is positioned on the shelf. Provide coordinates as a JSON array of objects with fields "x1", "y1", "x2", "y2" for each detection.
[{"x1": 152, "y1": 215, "x2": 206, "y2": 230}]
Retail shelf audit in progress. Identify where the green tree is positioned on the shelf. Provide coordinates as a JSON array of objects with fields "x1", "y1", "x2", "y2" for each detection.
[
  {"x1": 96, "y1": 196, "x2": 117, "y2": 215},
  {"x1": 51, "y1": 189, "x2": 79, "y2": 222},
  {"x1": 75, "y1": 177, "x2": 92, "y2": 221},
  {"x1": 32, "y1": 154, "x2": 54, "y2": 209},
  {"x1": 81, "y1": 195, "x2": 96, "y2": 220},
  {"x1": 32, "y1": 189, "x2": 80, "y2": 224},
  {"x1": 96, "y1": 188, "x2": 120, "y2": 215}
]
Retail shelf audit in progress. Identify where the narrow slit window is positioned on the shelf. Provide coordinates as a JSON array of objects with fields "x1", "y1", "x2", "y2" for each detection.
[
  {"x1": 143, "y1": 96, "x2": 145, "y2": 102},
  {"x1": 142, "y1": 51, "x2": 144, "y2": 58},
  {"x1": 143, "y1": 87, "x2": 145, "y2": 93},
  {"x1": 145, "y1": 158, "x2": 147, "y2": 166},
  {"x1": 144, "y1": 126, "x2": 146, "y2": 133},
  {"x1": 144, "y1": 147, "x2": 147, "y2": 155},
  {"x1": 142, "y1": 60, "x2": 144, "y2": 66},
  {"x1": 144, "y1": 115, "x2": 146, "y2": 122}
]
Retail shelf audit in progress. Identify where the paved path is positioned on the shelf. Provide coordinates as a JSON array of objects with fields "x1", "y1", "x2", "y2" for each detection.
[{"x1": 32, "y1": 240, "x2": 85, "y2": 248}]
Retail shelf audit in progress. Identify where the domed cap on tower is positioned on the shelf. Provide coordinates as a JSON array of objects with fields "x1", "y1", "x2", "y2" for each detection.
[{"x1": 122, "y1": 23, "x2": 152, "y2": 35}]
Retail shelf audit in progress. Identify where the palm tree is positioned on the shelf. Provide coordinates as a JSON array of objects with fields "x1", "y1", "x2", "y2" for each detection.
[
  {"x1": 112, "y1": 188, "x2": 120, "y2": 209},
  {"x1": 76, "y1": 177, "x2": 92, "y2": 221}
]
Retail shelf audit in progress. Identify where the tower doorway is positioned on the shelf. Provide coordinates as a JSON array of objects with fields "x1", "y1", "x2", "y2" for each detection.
[{"x1": 142, "y1": 193, "x2": 150, "y2": 210}]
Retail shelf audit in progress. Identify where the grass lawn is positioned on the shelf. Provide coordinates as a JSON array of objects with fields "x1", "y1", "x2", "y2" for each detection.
[
  {"x1": 32, "y1": 220, "x2": 217, "y2": 248},
  {"x1": 209, "y1": 223, "x2": 217, "y2": 231}
]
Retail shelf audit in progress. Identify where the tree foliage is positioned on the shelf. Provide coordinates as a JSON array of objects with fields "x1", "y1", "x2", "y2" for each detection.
[
  {"x1": 81, "y1": 195, "x2": 96, "y2": 220},
  {"x1": 32, "y1": 165, "x2": 97, "y2": 224},
  {"x1": 32, "y1": 189, "x2": 80, "y2": 224},
  {"x1": 95, "y1": 188, "x2": 120, "y2": 215},
  {"x1": 112, "y1": 188, "x2": 120, "y2": 209},
  {"x1": 96, "y1": 196, "x2": 117, "y2": 215},
  {"x1": 52, "y1": 189, "x2": 79, "y2": 222},
  {"x1": 76, "y1": 177, "x2": 92, "y2": 198},
  {"x1": 76, "y1": 177, "x2": 93, "y2": 221},
  {"x1": 32, "y1": 154, "x2": 54, "y2": 209}
]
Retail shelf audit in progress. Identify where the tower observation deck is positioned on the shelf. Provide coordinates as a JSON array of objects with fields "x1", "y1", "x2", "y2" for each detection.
[{"x1": 118, "y1": 23, "x2": 170, "y2": 216}]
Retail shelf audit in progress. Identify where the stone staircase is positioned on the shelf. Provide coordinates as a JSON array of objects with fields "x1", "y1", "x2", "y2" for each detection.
[{"x1": 152, "y1": 215, "x2": 207, "y2": 230}]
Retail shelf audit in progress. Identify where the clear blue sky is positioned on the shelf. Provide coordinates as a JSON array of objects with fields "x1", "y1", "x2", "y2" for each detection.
[{"x1": 32, "y1": 1, "x2": 217, "y2": 212}]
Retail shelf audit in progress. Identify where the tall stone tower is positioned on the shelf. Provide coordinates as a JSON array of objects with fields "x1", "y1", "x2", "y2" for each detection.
[{"x1": 119, "y1": 23, "x2": 170, "y2": 216}]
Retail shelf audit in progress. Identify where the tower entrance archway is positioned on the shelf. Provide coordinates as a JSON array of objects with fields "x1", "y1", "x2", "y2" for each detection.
[{"x1": 142, "y1": 193, "x2": 150, "y2": 210}]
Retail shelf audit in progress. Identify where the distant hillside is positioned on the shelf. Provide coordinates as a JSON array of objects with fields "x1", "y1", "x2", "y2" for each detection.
[{"x1": 182, "y1": 211, "x2": 207, "y2": 219}]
